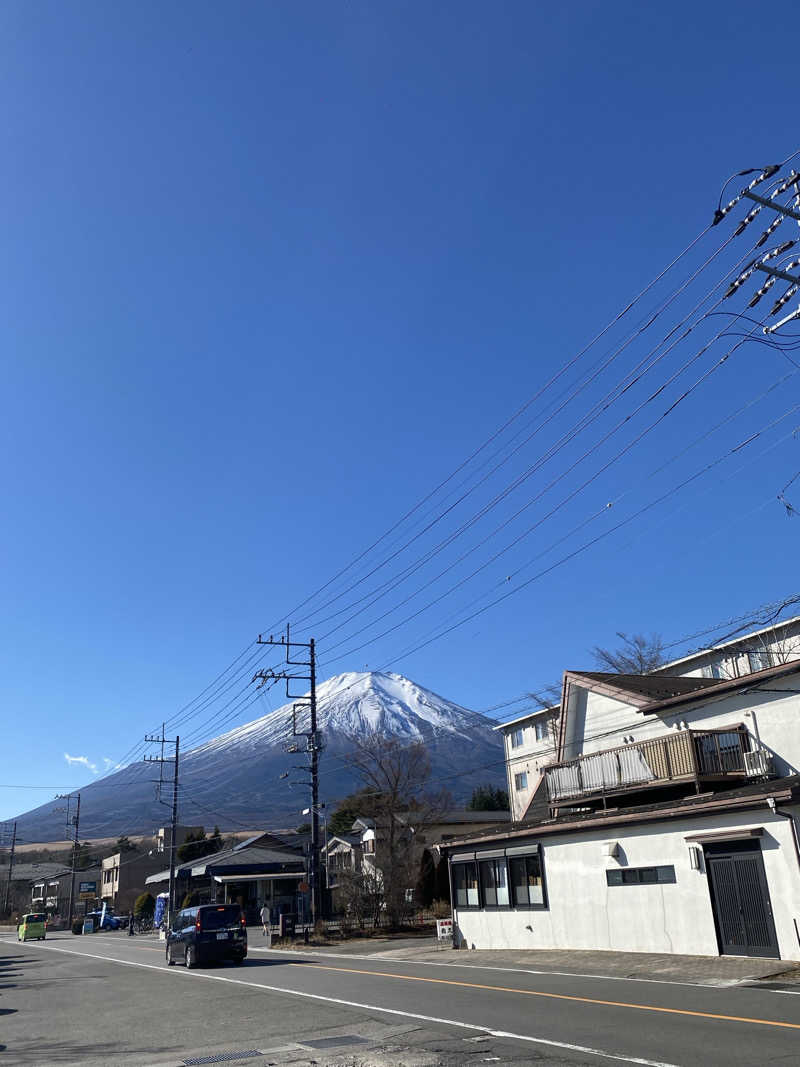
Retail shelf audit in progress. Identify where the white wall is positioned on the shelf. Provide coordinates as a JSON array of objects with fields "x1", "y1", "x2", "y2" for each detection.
[
  {"x1": 454, "y1": 805, "x2": 800, "y2": 960},
  {"x1": 501, "y1": 715, "x2": 557, "y2": 820},
  {"x1": 607, "y1": 676, "x2": 800, "y2": 778},
  {"x1": 661, "y1": 620, "x2": 800, "y2": 681}
]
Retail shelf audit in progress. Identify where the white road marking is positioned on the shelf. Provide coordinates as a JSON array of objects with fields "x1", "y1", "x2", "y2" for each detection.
[{"x1": 7, "y1": 939, "x2": 682, "y2": 1067}]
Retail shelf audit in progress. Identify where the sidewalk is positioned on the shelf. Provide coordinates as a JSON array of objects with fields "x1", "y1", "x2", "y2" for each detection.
[{"x1": 270, "y1": 934, "x2": 800, "y2": 986}]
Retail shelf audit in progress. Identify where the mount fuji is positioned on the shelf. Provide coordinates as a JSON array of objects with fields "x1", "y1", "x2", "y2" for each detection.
[{"x1": 13, "y1": 672, "x2": 506, "y2": 842}]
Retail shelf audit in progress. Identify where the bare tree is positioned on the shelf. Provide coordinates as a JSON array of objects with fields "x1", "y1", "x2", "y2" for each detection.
[
  {"x1": 591, "y1": 632, "x2": 665, "y2": 674},
  {"x1": 342, "y1": 732, "x2": 437, "y2": 927},
  {"x1": 335, "y1": 866, "x2": 383, "y2": 929},
  {"x1": 526, "y1": 683, "x2": 562, "y2": 710}
]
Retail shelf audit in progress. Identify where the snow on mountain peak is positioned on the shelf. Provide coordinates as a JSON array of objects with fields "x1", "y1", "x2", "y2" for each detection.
[{"x1": 189, "y1": 670, "x2": 487, "y2": 758}]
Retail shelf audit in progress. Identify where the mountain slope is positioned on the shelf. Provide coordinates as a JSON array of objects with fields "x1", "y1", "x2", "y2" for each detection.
[{"x1": 14, "y1": 672, "x2": 506, "y2": 841}]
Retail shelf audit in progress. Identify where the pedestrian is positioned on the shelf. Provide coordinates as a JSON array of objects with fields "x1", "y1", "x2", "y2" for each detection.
[
  {"x1": 128, "y1": 911, "x2": 135, "y2": 936},
  {"x1": 259, "y1": 902, "x2": 271, "y2": 944}
]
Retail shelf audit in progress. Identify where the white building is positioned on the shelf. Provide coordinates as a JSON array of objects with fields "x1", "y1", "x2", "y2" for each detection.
[
  {"x1": 496, "y1": 614, "x2": 800, "y2": 824},
  {"x1": 448, "y1": 618, "x2": 800, "y2": 961}
]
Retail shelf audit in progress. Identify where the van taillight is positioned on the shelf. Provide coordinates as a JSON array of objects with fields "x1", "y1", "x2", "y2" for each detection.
[
  {"x1": 195, "y1": 918, "x2": 201, "y2": 930},
  {"x1": 240, "y1": 916, "x2": 246, "y2": 927}
]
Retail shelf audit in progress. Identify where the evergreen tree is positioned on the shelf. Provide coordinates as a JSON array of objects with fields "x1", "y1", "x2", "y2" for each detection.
[
  {"x1": 329, "y1": 787, "x2": 383, "y2": 836},
  {"x1": 134, "y1": 892, "x2": 155, "y2": 919},
  {"x1": 468, "y1": 785, "x2": 509, "y2": 811}
]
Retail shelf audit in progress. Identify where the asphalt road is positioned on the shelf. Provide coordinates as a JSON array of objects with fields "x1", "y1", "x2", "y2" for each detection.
[{"x1": 2, "y1": 932, "x2": 800, "y2": 1067}]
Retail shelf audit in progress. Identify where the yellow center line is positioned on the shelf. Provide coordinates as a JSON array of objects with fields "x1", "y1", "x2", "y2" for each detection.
[{"x1": 287, "y1": 961, "x2": 800, "y2": 1031}]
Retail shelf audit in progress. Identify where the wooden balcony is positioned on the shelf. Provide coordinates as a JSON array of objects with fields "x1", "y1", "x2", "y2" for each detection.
[{"x1": 545, "y1": 725, "x2": 749, "y2": 806}]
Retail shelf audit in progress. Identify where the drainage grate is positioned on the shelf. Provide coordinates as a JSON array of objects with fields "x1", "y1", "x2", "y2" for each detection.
[
  {"x1": 301, "y1": 1035, "x2": 369, "y2": 1049},
  {"x1": 183, "y1": 1052, "x2": 262, "y2": 1065}
]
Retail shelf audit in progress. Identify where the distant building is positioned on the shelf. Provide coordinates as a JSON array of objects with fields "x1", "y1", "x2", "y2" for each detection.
[
  {"x1": 101, "y1": 824, "x2": 202, "y2": 912},
  {"x1": 144, "y1": 832, "x2": 307, "y2": 923},
  {"x1": 30, "y1": 864, "x2": 102, "y2": 923}
]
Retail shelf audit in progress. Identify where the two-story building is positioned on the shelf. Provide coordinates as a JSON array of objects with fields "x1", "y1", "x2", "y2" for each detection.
[
  {"x1": 445, "y1": 618, "x2": 800, "y2": 961},
  {"x1": 101, "y1": 824, "x2": 202, "y2": 912}
]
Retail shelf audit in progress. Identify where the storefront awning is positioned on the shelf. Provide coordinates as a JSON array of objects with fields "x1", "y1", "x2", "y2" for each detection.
[{"x1": 213, "y1": 872, "x2": 302, "y2": 884}]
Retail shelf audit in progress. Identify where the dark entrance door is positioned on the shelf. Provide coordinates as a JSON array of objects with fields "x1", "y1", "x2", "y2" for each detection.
[{"x1": 705, "y1": 840, "x2": 779, "y2": 958}]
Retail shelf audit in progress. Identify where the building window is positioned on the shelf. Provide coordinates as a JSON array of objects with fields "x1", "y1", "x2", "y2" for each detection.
[
  {"x1": 509, "y1": 851, "x2": 546, "y2": 907},
  {"x1": 534, "y1": 720, "x2": 548, "y2": 742},
  {"x1": 748, "y1": 650, "x2": 771, "y2": 673},
  {"x1": 514, "y1": 771, "x2": 528, "y2": 791},
  {"x1": 606, "y1": 865, "x2": 676, "y2": 886},
  {"x1": 702, "y1": 660, "x2": 723, "y2": 679},
  {"x1": 510, "y1": 728, "x2": 524, "y2": 749},
  {"x1": 479, "y1": 858, "x2": 510, "y2": 907},
  {"x1": 452, "y1": 861, "x2": 479, "y2": 908}
]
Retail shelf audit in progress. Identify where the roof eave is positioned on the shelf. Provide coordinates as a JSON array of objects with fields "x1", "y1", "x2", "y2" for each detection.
[
  {"x1": 637, "y1": 659, "x2": 800, "y2": 715},
  {"x1": 441, "y1": 780, "x2": 800, "y2": 850}
]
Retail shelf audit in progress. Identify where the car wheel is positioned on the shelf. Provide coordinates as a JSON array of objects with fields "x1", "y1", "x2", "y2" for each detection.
[
  {"x1": 185, "y1": 946, "x2": 197, "y2": 969},
  {"x1": 233, "y1": 957, "x2": 244, "y2": 966},
  {"x1": 166, "y1": 945, "x2": 174, "y2": 966}
]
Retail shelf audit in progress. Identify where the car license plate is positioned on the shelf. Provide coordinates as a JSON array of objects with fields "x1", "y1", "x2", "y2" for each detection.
[{"x1": 216, "y1": 932, "x2": 228, "y2": 940}]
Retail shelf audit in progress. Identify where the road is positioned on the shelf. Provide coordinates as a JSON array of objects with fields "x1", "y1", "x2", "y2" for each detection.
[{"x1": 2, "y1": 931, "x2": 800, "y2": 1066}]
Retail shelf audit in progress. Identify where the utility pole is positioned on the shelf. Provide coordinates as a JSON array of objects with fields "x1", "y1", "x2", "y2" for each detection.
[
  {"x1": 144, "y1": 729, "x2": 180, "y2": 928},
  {"x1": 1, "y1": 821, "x2": 17, "y2": 916},
  {"x1": 254, "y1": 626, "x2": 322, "y2": 924},
  {"x1": 54, "y1": 792, "x2": 81, "y2": 925}
]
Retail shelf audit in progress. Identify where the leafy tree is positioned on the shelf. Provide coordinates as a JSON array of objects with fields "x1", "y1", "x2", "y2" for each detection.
[
  {"x1": 134, "y1": 892, "x2": 155, "y2": 919},
  {"x1": 415, "y1": 848, "x2": 437, "y2": 909},
  {"x1": 115, "y1": 836, "x2": 136, "y2": 854},
  {"x1": 591, "y1": 632, "x2": 665, "y2": 674},
  {"x1": 468, "y1": 785, "x2": 509, "y2": 811}
]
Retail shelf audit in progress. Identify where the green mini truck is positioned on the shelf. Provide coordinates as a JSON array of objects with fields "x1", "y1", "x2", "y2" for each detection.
[{"x1": 18, "y1": 913, "x2": 46, "y2": 941}]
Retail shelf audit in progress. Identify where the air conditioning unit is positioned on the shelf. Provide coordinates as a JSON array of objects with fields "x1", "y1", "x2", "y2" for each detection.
[{"x1": 744, "y1": 749, "x2": 776, "y2": 778}]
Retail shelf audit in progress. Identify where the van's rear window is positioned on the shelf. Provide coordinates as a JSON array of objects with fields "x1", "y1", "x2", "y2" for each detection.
[
  {"x1": 28, "y1": 915, "x2": 45, "y2": 923},
  {"x1": 200, "y1": 906, "x2": 241, "y2": 930}
]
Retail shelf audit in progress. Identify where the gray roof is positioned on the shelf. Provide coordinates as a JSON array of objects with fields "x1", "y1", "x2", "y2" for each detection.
[
  {"x1": 144, "y1": 868, "x2": 171, "y2": 885},
  {"x1": 325, "y1": 834, "x2": 361, "y2": 849},
  {"x1": 190, "y1": 846, "x2": 305, "y2": 877},
  {"x1": 8, "y1": 863, "x2": 68, "y2": 884}
]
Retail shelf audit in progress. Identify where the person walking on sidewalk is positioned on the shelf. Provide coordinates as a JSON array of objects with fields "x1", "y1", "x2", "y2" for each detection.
[{"x1": 259, "y1": 904, "x2": 271, "y2": 945}]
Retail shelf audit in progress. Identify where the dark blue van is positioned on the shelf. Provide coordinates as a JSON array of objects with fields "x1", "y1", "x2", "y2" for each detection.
[{"x1": 166, "y1": 904, "x2": 247, "y2": 967}]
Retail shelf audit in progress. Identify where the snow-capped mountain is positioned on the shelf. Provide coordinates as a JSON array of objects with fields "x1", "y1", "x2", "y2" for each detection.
[{"x1": 13, "y1": 672, "x2": 506, "y2": 841}]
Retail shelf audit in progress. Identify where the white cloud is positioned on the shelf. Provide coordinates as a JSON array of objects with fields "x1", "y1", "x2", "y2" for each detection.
[
  {"x1": 102, "y1": 757, "x2": 122, "y2": 771},
  {"x1": 64, "y1": 752, "x2": 98, "y2": 774}
]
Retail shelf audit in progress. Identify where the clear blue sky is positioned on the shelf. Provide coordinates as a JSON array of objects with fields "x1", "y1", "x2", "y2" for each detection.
[{"x1": 3, "y1": 1, "x2": 799, "y2": 823}]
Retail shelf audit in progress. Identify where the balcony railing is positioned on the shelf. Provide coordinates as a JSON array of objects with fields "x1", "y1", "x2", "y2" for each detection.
[{"x1": 545, "y1": 726, "x2": 748, "y2": 804}]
